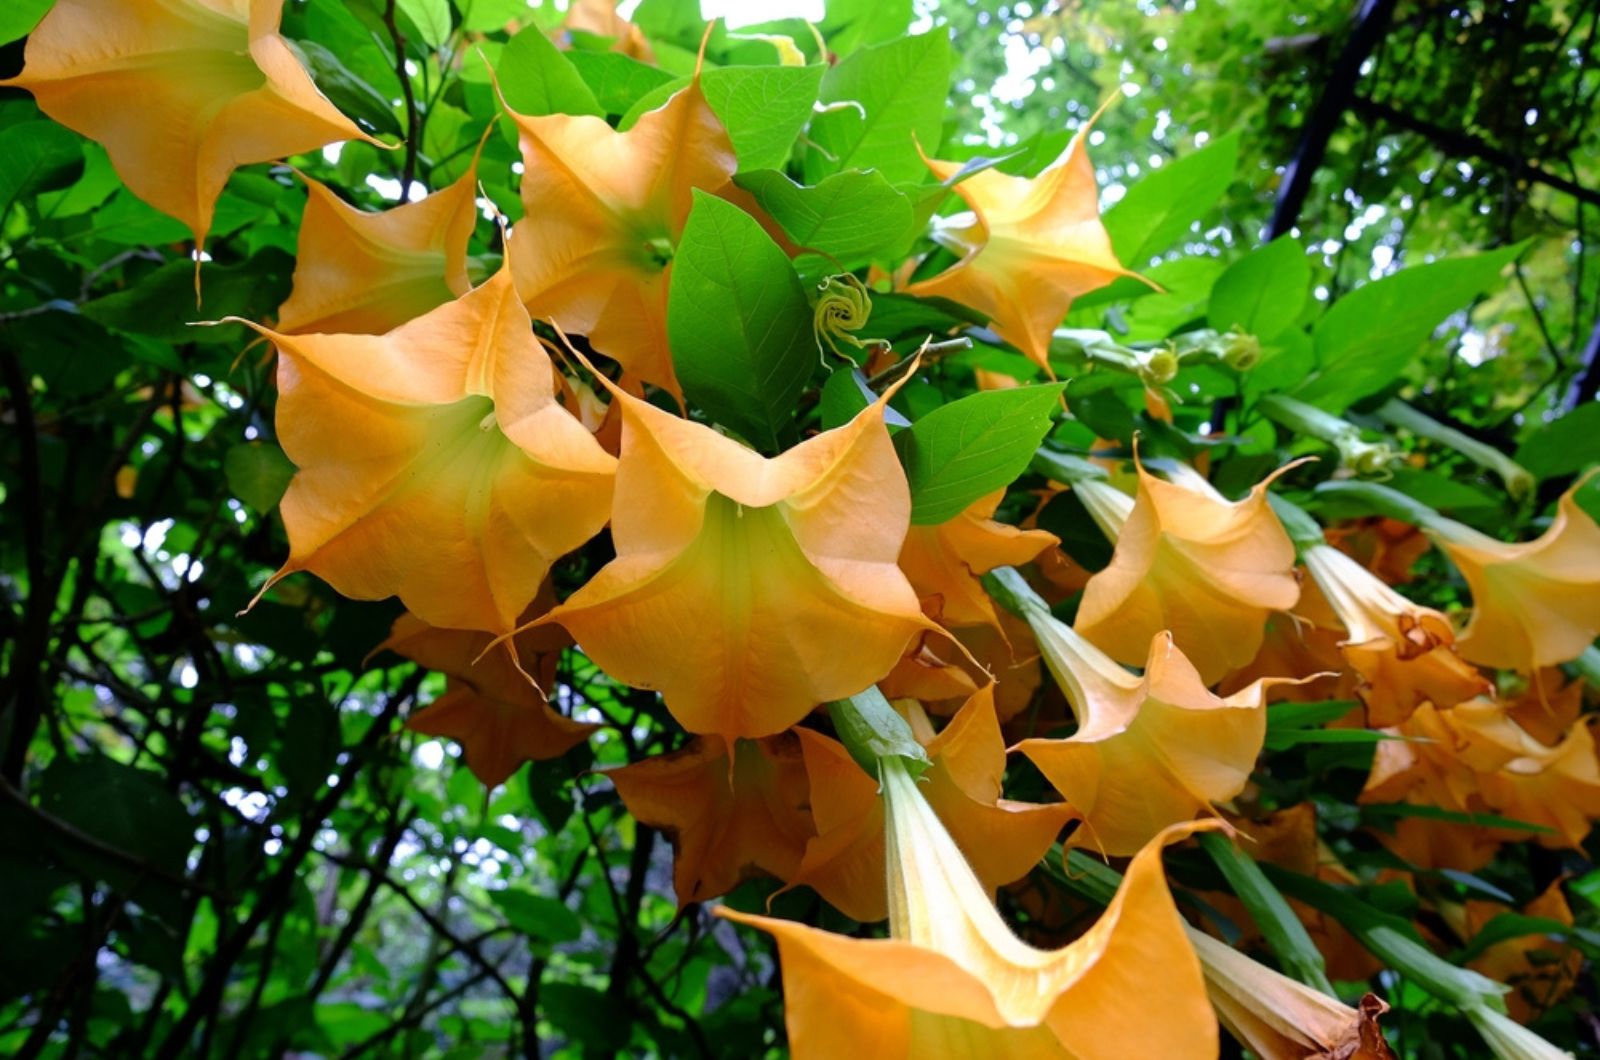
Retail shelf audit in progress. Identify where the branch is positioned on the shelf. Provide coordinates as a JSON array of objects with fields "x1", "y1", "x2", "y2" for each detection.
[{"x1": 383, "y1": 0, "x2": 421, "y2": 194}]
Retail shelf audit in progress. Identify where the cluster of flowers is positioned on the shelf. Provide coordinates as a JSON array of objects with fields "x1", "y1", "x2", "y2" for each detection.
[{"x1": 12, "y1": 0, "x2": 1600, "y2": 1056}]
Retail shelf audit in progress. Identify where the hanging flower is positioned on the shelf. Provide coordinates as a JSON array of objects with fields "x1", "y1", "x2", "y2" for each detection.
[
  {"x1": 1073, "y1": 461, "x2": 1301, "y2": 684},
  {"x1": 607, "y1": 733, "x2": 813, "y2": 906},
  {"x1": 718, "y1": 758, "x2": 1217, "y2": 1057},
  {"x1": 788, "y1": 686, "x2": 1071, "y2": 922},
  {"x1": 1427, "y1": 478, "x2": 1600, "y2": 672},
  {"x1": 238, "y1": 262, "x2": 616, "y2": 635},
  {"x1": 1186, "y1": 927, "x2": 1395, "y2": 1059},
  {"x1": 531, "y1": 366, "x2": 934, "y2": 743},
  {"x1": 904, "y1": 118, "x2": 1136, "y2": 375},
  {"x1": 502, "y1": 57, "x2": 736, "y2": 397},
  {"x1": 1302, "y1": 543, "x2": 1489, "y2": 726},
  {"x1": 899, "y1": 490, "x2": 1059, "y2": 633},
  {"x1": 1, "y1": 0, "x2": 379, "y2": 251}
]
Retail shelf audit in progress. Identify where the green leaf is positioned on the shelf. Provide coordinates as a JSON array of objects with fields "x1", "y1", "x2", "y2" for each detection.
[
  {"x1": 1104, "y1": 131, "x2": 1238, "y2": 266},
  {"x1": 396, "y1": 0, "x2": 451, "y2": 48},
  {"x1": 1293, "y1": 244, "x2": 1524, "y2": 411},
  {"x1": 1263, "y1": 728, "x2": 1406, "y2": 751},
  {"x1": 458, "y1": 0, "x2": 537, "y2": 32},
  {"x1": 806, "y1": 33, "x2": 952, "y2": 185},
  {"x1": 0, "y1": 0, "x2": 49, "y2": 44},
  {"x1": 489, "y1": 889, "x2": 583, "y2": 943},
  {"x1": 566, "y1": 51, "x2": 677, "y2": 116},
  {"x1": 293, "y1": 39, "x2": 404, "y2": 137},
  {"x1": 735, "y1": 168, "x2": 913, "y2": 264},
  {"x1": 1208, "y1": 236, "x2": 1309, "y2": 340},
  {"x1": 0, "y1": 121, "x2": 85, "y2": 219},
  {"x1": 705, "y1": 65, "x2": 826, "y2": 172},
  {"x1": 1267, "y1": 700, "x2": 1361, "y2": 731},
  {"x1": 819, "y1": 0, "x2": 914, "y2": 56},
  {"x1": 1197, "y1": 832, "x2": 1334, "y2": 993},
  {"x1": 830, "y1": 686, "x2": 932, "y2": 777},
  {"x1": 667, "y1": 191, "x2": 817, "y2": 452},
  {"x1": 1362, "y1": 801, "x2": 1557, "y2": 836},
  {"x1": 1452, "y1": 913, "x2": 1574, "y2": 964},
  {"x1": 897, "y1": 384, "x2": 1067, "y2": 524},
  {"x1": 497, "y1": 25, "x2": 603, "y2": 117},
  {"x1": 1515, "y1": 402, "x2": 1600, "y2": 479},
  {"x1": 224, "y1": 443, "x2": 297, "y2": 513}
]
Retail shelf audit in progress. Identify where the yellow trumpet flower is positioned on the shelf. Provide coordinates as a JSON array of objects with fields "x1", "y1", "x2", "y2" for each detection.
[{"x1": 718, "y1": 759, "x2": 1217, "y2": 1058}]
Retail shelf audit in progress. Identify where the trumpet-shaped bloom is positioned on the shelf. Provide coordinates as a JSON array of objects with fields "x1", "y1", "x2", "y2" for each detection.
[
  {"x1": 719, "y1": 760, "x2": 1217, "y2": 1058},
  {"x1": 243, "y1": 264, "x2": 616, "y2": 635},
  {"x1": 608, "y1": 733, "x2": 812, "y2": 906},
  {"x1": 2, "y1": 0, "x2": 377, "y2": 249},
  {"x1": 562, "y1": 0, "x2": 654, "y2": 62},
  {"x1": 789, "y1": 687, "x2": 1071, "y2": 922},
  {"x1": 1362, "y1": 700, "x2": 1600, "y2": 867},
  {"x1": 275, "y1": 156, "x2": 481, "y2": 334},
  {"x1": 381, "y1": 609, "x2": 595, "y2": 787},
  {"x1": 1428, "y1": 480, "x2": 1600, "y2": 672},
  {"x1": 899, "y1": 490, "x2": 1059, "y2": 633},
  {"x1": 1015, "y1": 616, "x2": 1281, "y2": 856},
  {"x1": 1455, "y1": 882, "x2": 1580, "y2": 1024},
  {"x1": 505, "y1": 71, "x2": 736, "y2": 396},
  {"x1": 1073, "y1": 464, "x2": 1301, "y2": 684},
  {"x1": 536, "y1": 374, "x2": 933, "y2": 742},
  {"x1": 1302, "y1": 544, "x2": 1489, "y2": 726},
  {"x1": 904, "y1": 130, "x2": 1135, "y2": 373},
  {"x1": 1186, "y1": 927, "x2": 1395, "y2": 1059}
]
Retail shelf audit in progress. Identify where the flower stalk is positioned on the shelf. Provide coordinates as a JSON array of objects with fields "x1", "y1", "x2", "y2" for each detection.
[
  {"x1": 1259, "y1": 393, "x2": 1400, "y2": 477},
  {"x1": 1377, "y1": 398, "x2": 1534, "y2": 500}
]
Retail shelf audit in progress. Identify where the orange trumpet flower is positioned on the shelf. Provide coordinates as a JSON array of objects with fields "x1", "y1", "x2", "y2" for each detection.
[
  {"x1": 899, "y1": 490, "x2": 1059, "y2": 634},
  {"x1": 533, "y1": 367, "x2": 933, "y2": 743},
  {"x1": 1302, "y1": 543, "x2": 1489, "y2": 726},
  {"x1": 1427, "y1": 478, "x2": 1600, "y2": 672},
  {"x1": 2, "y1": 0, "x2": 379, "y2": 251},
  {"x1": 1072, "y1": 462, "x2": 1301, "y2": 684},
  {"x1": 503, "y1": 57, "x2": 736, "y2": 397},
  {"x1": 904, "y1": 119, "x2": 1136, "y2": 375},
  {"x1": 718, "y1": 759, "x2": 1216, "y2": 1058},
  {"x1": 239, "y1": 264, "x2": 616, "y2": 635},
  {"x1": 607, "y1": 733, "x2": 813, "y2": 906}
]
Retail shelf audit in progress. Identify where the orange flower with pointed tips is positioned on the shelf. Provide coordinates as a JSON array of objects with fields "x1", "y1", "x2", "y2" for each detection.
[
  {"x1": 2, "y1": 0, "x2": 380, "y2": 250},
  {"x1": 904, "y1": 122, "x2": 1137, "y2": 374},
  {"x1": 532, "y1": 368, "x2": 934, "y2": 743},
  {"x1": 788, "y1": 686, "x2": 1071, "y2": 922},
  {"x1": 718, "y1": 758, "x2": 1217, "y2": 1058},
  {"x1": 276, "y1": 149, "x2": 483, "y2": 334},
  {"x1": 1427, "y1": 477, "x2": 1600, "y2": 672},
  {"x1": 1015, "y1": 616, "x2": 1284, "y2": 856},
  {"x1": 562, "y1": 0, "x2": 655, "y2": 63},
  {"x1": 899, "y1": 489, "x2": 1059, "y2": 632},
  {"x1": 382, "y1": 608, "x2": 595, "y2": 788},
  {"x1": 1302, "y1": 543, "x2": 1489, "y2": 726},
  {"x1": 1073, "y1": 461, "x2": 1301, "y2": 684},
  {"x1": 607, "y1": 733, "x2": 812, "y2": 906},
  {"x1": 503, "y1": 61, "x2": 736, "y2": 396},
  {"x1": 240, "y1": 263, "x2": 616, "y2": 636}
]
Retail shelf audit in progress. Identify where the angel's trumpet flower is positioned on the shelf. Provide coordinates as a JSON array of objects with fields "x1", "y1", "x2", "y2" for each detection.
[
  {"x1": 1072, "y1": 461, "x2": 1301, "y2": 684},
  {"x1": 993, "y1": 569, "x2": 1287, "y2": 856},
  {"x1": 1186, "y1": 927, "x2": 1395, "y2": 1059},
  {"x1": 532, "y1": 364, "x2": 934, "y2": 743},
  {"x1": 0, "y1": 0, "x2": 380, "y2": 251},
  {"x1": 904, "y1": 114, "x2": 1137, "y2": 375},
  {"x1": 718, "y1": 757, "x2": 1217, "y2": 1058},
  {"x1": 1302, "y1": 543, "x2": 1489, "y2": 726},
  {"x1": 1427, "y1": 478, "x2": 1600, "y2": 672}
]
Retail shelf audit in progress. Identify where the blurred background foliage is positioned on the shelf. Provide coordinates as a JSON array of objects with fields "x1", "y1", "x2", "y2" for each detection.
[{"x1": 1, "y1": 0, "x2": 1598, "y2": 1057}]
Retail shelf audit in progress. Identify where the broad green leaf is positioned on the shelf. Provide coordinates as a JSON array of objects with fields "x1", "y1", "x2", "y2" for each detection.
[
  {"x1": 0, "y1": 121, "x2": 84, "y2": 218},
  {"x1": 489, "y1": 889, "x2": 583, "y2": 943},
  {"x1": 806, "y1": 33, "x2": 952, "y2": 185},
  {"x1": 397, "y1": 0, "x2": 451, "y2": 48},
  {"x1": 293, "y1": 39, "x2": 404, "y2": 137},
  {"x1": 1115, "y1": 256, "x2": 1223, "y2": 342},
  {"x1": 1266, "y1": 700, "x2": 1361, "y2": 731},
  {"x1": 621, "y1": 65, "x2": 825, "y2": 172},
  {"x1": 896, "y1": 384, "x2": 1067, "y2": 524},
  {"x1": 667, "y1": 191, "x2": 817, "y2": 452},
  {"x1": 1515, "y1": 401, "x2": 1600, "y2": 479},
  {"x1": 819, "y1": 0, "x2": 914, "y2": 56},
  {"x1": 0, "y1": 0, "x2": 49, "y2": 45},
  {"x1": 1293, "y1": 244, "x2": 1524, "y2": 411},
  {"x1": 458, "y1": 0, "x2": 536, "y2": 32},
  {"x1": 1104, "y1": 131, "x2": 1239, "y2": 266},
  {"x1": 735, "y1": 168, "x2": 913, "y2": 263},
  {"x1": 567, "y1": 51, "x2": 677, "y2": 116},
  {"x1": 496, "y1": 25, "x2": 603, "y2": 117},
  {"x1": 224, "y1": 443, "x2": 297, "y2": 513},
  {"x1": 1208, "y1": 236, "x2": 1309, "y2": 340}
]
